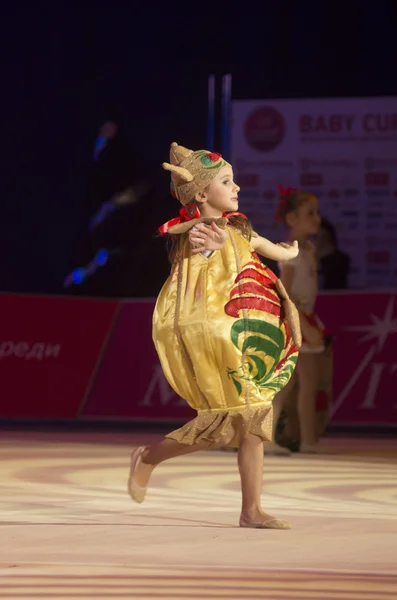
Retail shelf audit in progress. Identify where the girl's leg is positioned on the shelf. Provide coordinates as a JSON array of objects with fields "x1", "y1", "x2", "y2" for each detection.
[
  {"x1": 134, "y1": 437, "x2": 223, "y2": 488},
  {"x1": 296, "y1": 353, "x2": 319, "y2": 450},
  {"x1": 133, "y1": 432, "x2": 290, "y2": 527},
  {"x1": 238, "y1": 432, "x2": 277, "y2": 521}
]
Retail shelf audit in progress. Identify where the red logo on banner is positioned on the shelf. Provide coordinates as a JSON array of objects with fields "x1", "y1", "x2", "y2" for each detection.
[
  {"x1": 365, "y1": 172, "x2": 390, "y2": 186},
  {"x1": 244, "y1": 107, "x2": 285, "y2": 152}
]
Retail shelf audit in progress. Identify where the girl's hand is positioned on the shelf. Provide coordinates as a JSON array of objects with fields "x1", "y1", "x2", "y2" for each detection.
[
  {"x1": 189, "y1": 222, "x2": 227, "y2": 254},
  {"x1": 276, "y1": 240, "x2": 299, "y2": 260},
  {"x1": 300, "y1": 318, "x2": 324, "y2": 346},
  {"x1": 305, "y1": 326, "x2": 324, "y2": 346}
]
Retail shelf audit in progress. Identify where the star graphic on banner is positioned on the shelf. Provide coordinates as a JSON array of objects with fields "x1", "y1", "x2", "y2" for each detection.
[{"x1": 345, "y1": 297, "x2": 397, "y2": 353}]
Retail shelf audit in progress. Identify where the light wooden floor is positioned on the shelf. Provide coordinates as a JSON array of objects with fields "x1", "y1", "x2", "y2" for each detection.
[{"x1": 1, "y1": 431, "x2": 396, "y2": 599}]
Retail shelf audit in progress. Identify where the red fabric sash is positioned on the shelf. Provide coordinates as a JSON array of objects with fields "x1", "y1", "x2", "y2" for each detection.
[{"x1": 158, "y1": 208, "x2": 248, "y2": 235}]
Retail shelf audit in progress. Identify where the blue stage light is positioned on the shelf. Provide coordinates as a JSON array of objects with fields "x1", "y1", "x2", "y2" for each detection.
[
  {"x1": 95, "y1": 248, "x2": 108, "y2": 266},
  {"x1": 72, "y1": 268, "x2": 86, "y2": 284}
]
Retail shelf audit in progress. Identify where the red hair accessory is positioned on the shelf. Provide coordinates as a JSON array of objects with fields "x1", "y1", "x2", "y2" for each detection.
[
  {"x1": 275, "y1": 184, "x2": 298, "y2": 222},
  {"x1": 278, "y1": 183, "x2": 297, "y2": 197},
  {"x1": 158, "y1": 204, "x2": 201, "y2": 235}
]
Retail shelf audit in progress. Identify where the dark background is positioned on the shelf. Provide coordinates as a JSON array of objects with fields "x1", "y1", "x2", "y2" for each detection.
[{"x1": 1, "y1": 3, "x2": 396, "y2": 296}]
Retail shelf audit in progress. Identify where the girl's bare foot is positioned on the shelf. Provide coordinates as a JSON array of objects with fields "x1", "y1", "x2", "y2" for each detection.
[
  {"x1": 244, "y1": 508, "x2": 276, "y2": 522},
  {"x1": 240, "y1": 508, "x2": 291, "y2": 529},
  {"x1": 240, "y1": 509, "x2": 291, "y2": 530},
  {"x1": 135, "y1": 450, "x2": 154, "y2": 487},
  {"x1": 128, "y1": 447, "x2": 153, "y2": 504}
]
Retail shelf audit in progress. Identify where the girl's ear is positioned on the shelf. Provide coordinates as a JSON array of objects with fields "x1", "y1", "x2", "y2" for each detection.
[
  {"x1": 194, "y1": 190, "x2": 207, "y2": 204},
  {"x1": 285, "y1": 211, "x2": 297, "y2": 228}
]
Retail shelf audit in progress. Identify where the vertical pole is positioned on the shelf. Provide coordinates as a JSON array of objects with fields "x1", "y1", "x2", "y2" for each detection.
[
  {"x1": 207, "y1": 74, "x2": 215, "y2": 151},
  {"x1": 221, "y1": 74, "x2": 232, "y2": 161}
]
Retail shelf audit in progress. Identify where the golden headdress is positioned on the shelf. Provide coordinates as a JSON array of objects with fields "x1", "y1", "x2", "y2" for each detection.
[
  {"x1": 159, "y1": 142, "x2": 232, "y2": 234},
  {"x1": 163, "y1": 142, "x2": 231, "y2": 206}
]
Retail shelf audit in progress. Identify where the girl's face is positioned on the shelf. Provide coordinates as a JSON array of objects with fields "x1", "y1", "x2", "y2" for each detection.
[
  {"x1": 287, "y1": 195, "x2": 321, "y2": 236},
  {"x1": 195, "y1": 166, "x2": 240, "y2": 217}
]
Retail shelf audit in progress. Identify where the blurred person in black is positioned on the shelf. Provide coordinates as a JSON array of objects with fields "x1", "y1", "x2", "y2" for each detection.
[
  {"x1": 316, "y1": 217, "x2": 350, "y2": 290},
  {"x1": 66, "y1": 120, "x2": 173, "y2": 298}
]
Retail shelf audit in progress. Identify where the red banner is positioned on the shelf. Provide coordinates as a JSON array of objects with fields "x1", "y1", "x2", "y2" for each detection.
[
  {"x1": 0, "y1": 294, "x2": 118, "y2": 418},
  {"x1": 1, "y1": 292, "x2": 396, "y2": 428}
]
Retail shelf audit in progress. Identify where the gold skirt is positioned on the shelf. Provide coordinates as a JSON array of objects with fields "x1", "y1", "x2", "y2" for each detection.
[{"x1": 166, "y1": 405, "x2": 273, "y2": 448}]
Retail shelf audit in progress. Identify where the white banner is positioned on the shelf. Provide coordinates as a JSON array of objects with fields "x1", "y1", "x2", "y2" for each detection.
[{"x1": 231, "y1": 97, "x2": 397, "y2": 289}]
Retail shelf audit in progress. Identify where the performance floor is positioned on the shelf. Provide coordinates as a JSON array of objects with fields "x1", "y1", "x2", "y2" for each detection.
[{"x1": 1, "y1": 431, "x2": 396, "y2": 599}]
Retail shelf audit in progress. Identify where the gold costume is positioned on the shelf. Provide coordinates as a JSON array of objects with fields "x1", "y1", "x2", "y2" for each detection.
[{"x1": 152, "y1": 143, "x2": 299, "y2": 447}]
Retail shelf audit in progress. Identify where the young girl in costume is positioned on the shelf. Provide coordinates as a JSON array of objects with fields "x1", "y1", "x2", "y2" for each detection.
[
  {"x1": 271, "y1": 186, "x2": 330, "y2": 454},
  {"x1": 128, "y1": 144, "x2": 301, "y2": 529}
]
